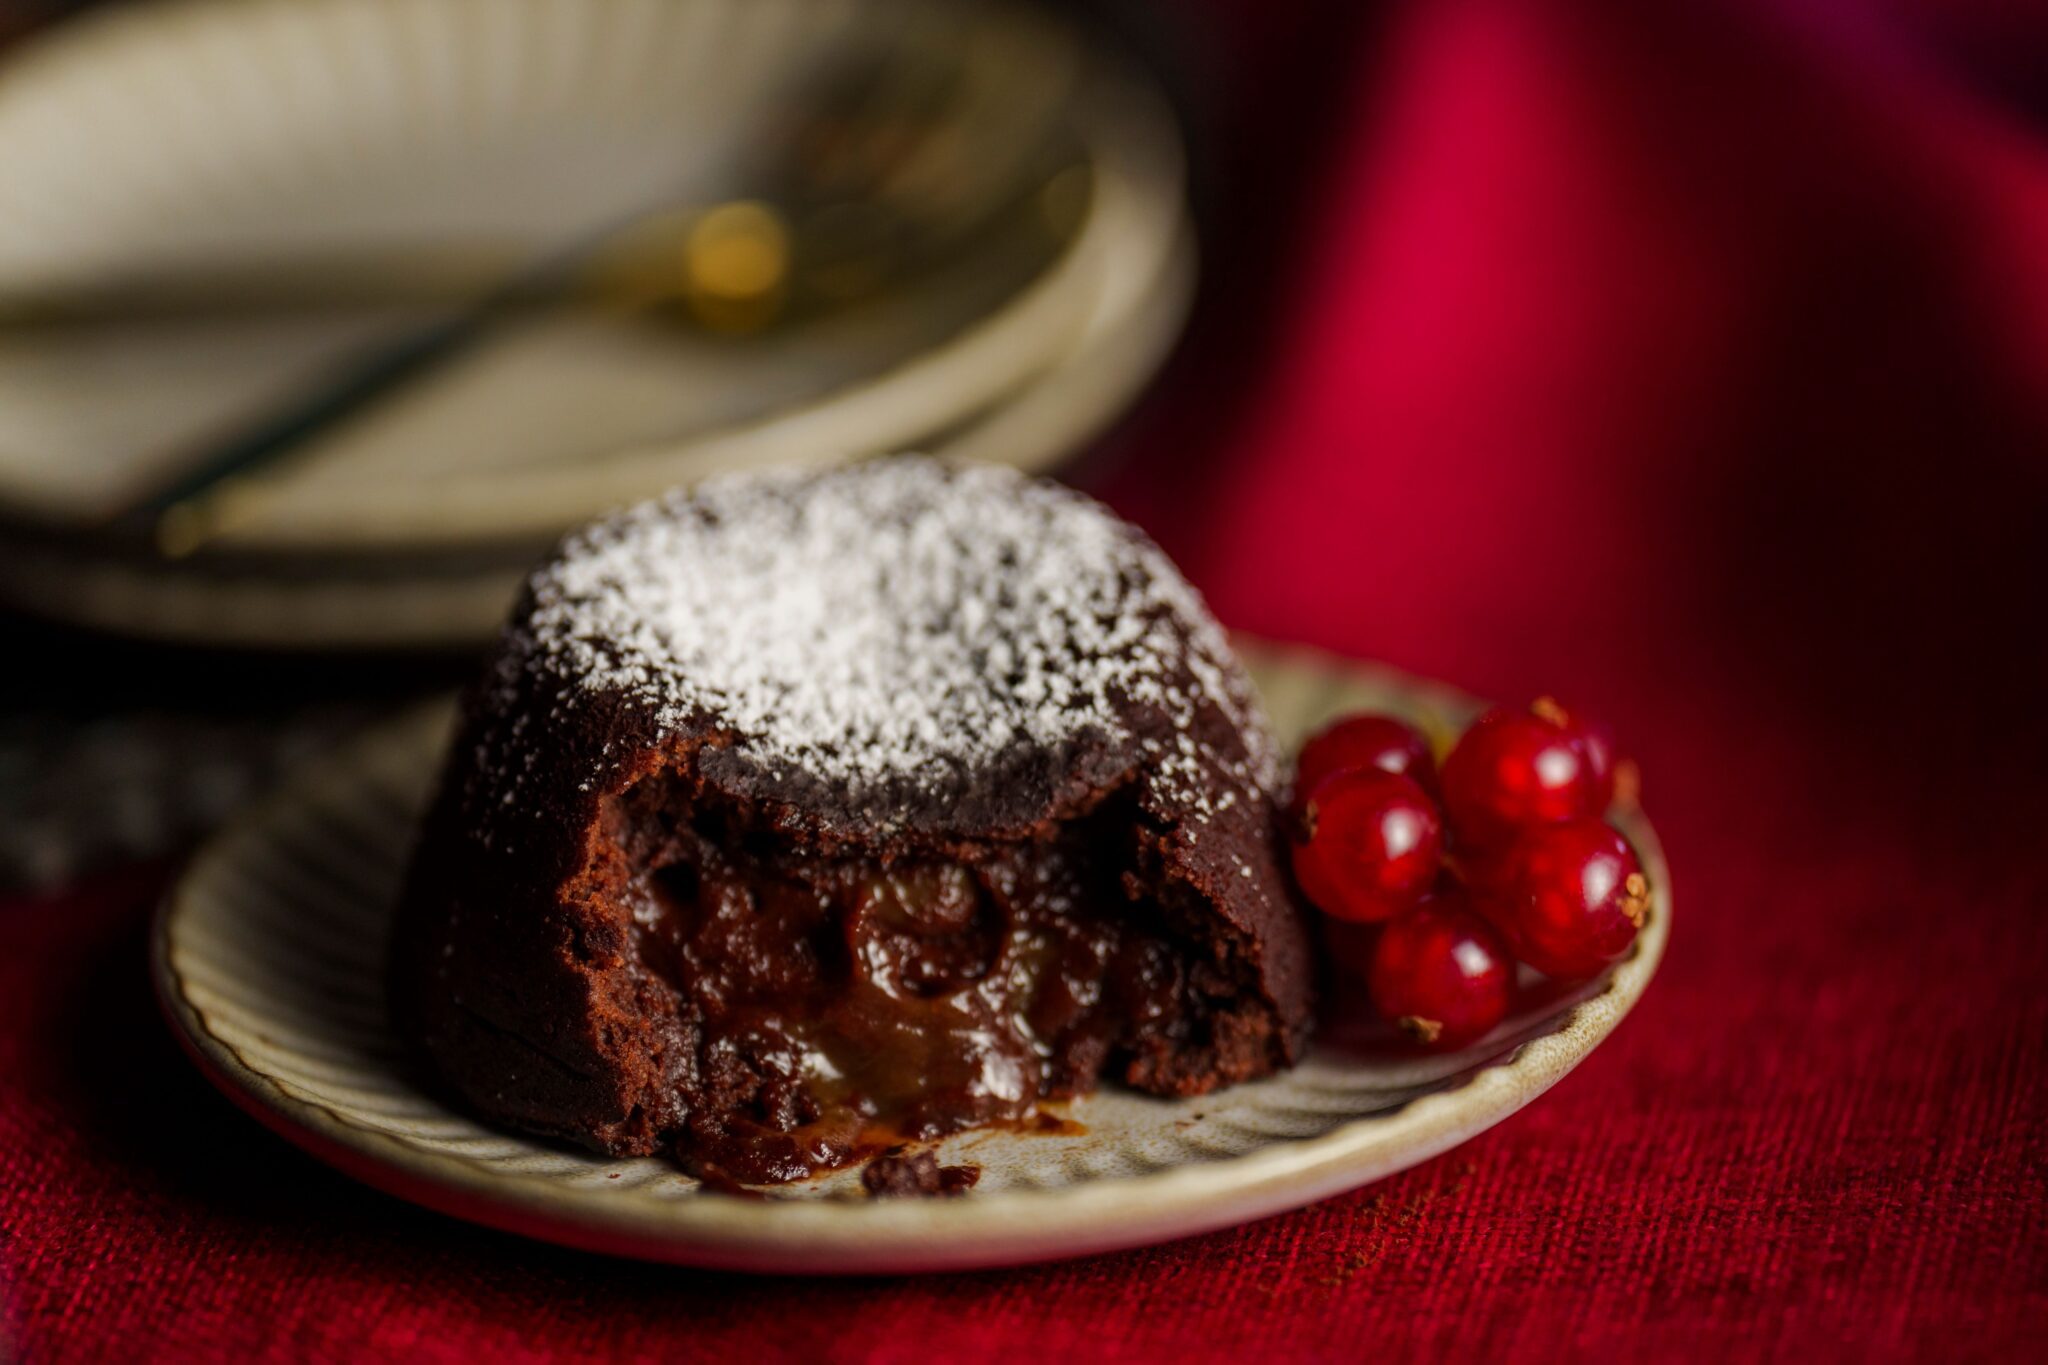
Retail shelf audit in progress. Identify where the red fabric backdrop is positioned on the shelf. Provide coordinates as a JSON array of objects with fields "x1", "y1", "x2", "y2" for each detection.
[{"x1": 6, "y1": 0, "x2": 2047, "y2": 1358}]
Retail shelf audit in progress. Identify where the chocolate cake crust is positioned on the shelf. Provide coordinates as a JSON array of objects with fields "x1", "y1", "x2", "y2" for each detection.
[{"x1": 392, "y1": 457, "x2": 1314, "y2": 1180}]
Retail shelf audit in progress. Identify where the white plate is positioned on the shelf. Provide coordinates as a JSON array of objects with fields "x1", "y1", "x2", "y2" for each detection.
[
  {"x1": 0, "y1": 0, "x2": 1191, "y2": 645},
  {"x1": 0, "y1": 231, "x2": 1193, "y2": 650},
  {"x1": 153, "y1": 642, "x2": 1670, "y2": 1273}
]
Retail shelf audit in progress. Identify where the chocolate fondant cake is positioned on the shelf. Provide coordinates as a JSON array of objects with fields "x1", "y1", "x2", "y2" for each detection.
[{"x1": 392, "y1": 456, "x2": 1312, "y2": 1185}]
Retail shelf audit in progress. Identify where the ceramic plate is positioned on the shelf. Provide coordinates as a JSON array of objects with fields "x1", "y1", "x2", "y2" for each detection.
[
  {"x1": 153, "y1": 643, "x2": 1670, "y2": 1273},
  {"x1": 0, "y1": 0, "x2": 1190, "y2": 647},
  {"x1": 0, "y1": 238, "x2": 1191, "y2": 651}
]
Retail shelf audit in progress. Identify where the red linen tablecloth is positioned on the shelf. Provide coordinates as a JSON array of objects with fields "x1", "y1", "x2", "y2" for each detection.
[{"x1": 5, "y1": 0, "x2": 2046, "y2": 1358}]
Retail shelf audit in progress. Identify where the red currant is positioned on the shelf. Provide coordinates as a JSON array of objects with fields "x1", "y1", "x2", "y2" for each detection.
[
  {"x1": 1293, "y1": 714, "x2": 1437, "y2": 808},
  {"x1": 1290, "y1": 770, "x2": 1442, "y2": 923},
  {"x1": 1479, "y1": 818, "x2": 1649, "y2": 979},
  {"x1": 1543, "y1": 699, "x2": 1619, "y2": 812},
  {"x1": 1367, "y1": 895, "x2": 1513, "y2": 1049},
  {"x1": 1439, "y1": 699, "x2": 1604, "y2": 848}
]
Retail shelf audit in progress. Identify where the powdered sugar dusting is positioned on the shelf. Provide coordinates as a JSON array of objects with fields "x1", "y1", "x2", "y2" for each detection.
[{"x1": 498, "y1": 457, "x2": 1276, "y2": 827}]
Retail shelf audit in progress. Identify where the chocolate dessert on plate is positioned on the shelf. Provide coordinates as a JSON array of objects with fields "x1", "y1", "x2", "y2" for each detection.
[{"x1": 392, "y1": 456, "x2": 1313, "y2": 1187}]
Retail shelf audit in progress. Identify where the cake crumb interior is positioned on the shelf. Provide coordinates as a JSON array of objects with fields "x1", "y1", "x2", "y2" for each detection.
[{"x1": 599, "y1": 766, "x2": 1259, "y2": 1186}]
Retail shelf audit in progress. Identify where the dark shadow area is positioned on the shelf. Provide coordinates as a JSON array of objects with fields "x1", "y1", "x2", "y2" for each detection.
[
  {"x1": 0, "y1": 609, "x2": 472, "y2": 714},
  {"x1": 1065, "y1": 0, "x2": 1401, "y2": 499}
]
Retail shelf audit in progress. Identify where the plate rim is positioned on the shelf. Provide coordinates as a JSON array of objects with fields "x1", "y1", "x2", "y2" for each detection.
[{"x1": 151, "y1": 643, "x2": 1671, "y2": 1274}]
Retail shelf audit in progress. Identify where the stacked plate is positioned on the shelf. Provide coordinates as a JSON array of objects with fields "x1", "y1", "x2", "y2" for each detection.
[{"x1": 0, "y1": 0, "x2": 1193, "y2": 648}]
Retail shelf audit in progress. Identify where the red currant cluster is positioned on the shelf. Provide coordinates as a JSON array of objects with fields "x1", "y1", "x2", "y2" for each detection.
[{"x1": 1287, "y1": 700, "x2": 1649, "y2": 1050}]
